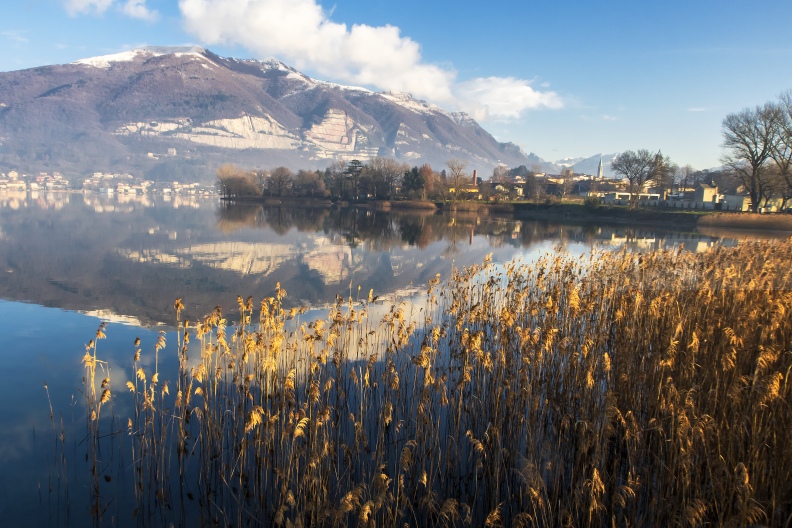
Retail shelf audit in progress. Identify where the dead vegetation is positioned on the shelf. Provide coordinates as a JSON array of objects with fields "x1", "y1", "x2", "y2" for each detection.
[
  {"x1": 75, "y1": 239, "x2": 792, "y2": 526},
  {"x1": 698, "y1": 212, "x2": 792, "y2": 231}
]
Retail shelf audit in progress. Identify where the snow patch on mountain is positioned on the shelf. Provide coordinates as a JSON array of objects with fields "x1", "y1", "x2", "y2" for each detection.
[
  {"x1": 570, "y1": 153, "x2": 619, "y2": 177},
  {"x1": 379, "y1": 92, "x2": 447, "y2": 116},
  {"x1": 554, "y1": 156, "x2": 585, "y2": 167},
  {"x1": 248, "y1": 57, "x2": 370, "y2": 93},
  {"x1": 450, "y1": 112, "x2": 477, "y2": 126},
  {"x1": 256, "y1": 58, "x2": 315, "y2": 83},
  {"x1": 73, "y1": 50, "x2": 145, "y2": 68},
  {"x1": 72, "y1": 46, "x2": 207, "y2": 68}
]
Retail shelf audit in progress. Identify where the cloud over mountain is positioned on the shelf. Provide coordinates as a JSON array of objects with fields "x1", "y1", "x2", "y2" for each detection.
[
  {"x1": 64, "y1": 0, "x2": 158, "y2": 20},
  {"x1": 456, "y1": 77, "x2": 563, "y2": 121},
  {"x1": 122, "y1": 0, "x2": 159, "y2": 21},
  {"x1": 64, "y1": 0, "x2": 114, "y2": 16},
  {"x1": 178, "y1": 0, "x2": 561, "y2": 120}
]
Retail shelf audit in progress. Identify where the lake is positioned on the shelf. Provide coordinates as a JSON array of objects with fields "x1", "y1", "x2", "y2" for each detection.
[{"x1": 0, "y1": 191, "x2": 769, "y2": 525}]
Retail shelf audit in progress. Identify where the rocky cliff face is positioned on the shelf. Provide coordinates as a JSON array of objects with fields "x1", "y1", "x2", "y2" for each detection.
[{"x1": 0, "y1": 46, "x2": 536, "y2": 180}]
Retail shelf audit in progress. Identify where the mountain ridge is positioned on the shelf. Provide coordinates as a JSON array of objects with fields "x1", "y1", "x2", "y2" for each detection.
[{"x1": 0, "y1": 47, "x2": 548, "y2": 181}]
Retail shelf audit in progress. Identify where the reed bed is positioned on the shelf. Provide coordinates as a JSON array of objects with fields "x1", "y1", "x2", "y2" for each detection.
[
  {"x1": 698, "y1": 212, "x2": 792, "y2": 231},
  {"x1": 76, "y1": 239, "x2": 792, "y2": 527}
]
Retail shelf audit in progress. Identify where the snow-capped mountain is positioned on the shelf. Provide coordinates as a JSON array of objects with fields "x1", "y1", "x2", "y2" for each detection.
[
  {"x1": 553, "y1": 156, "x2": 586, "y2": 168},
  {"x1": 569, "y1": 153, "x2": 619, "y2": 178},
  {"x1": 528, "y1": 153, "x2": 620, "y2": 177},
  {"x1": 0, "y1": 46, "x2": 536, "y2": 179}
]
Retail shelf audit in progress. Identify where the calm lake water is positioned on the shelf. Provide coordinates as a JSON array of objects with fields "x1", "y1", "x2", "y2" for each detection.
[{"x1": 0, "y1": 191, "x2": 769, "y2": 525}]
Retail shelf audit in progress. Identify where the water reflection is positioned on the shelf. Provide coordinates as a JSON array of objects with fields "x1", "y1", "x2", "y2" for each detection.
[
  {"x1": 217, "y1": 201, "x2": 741, "y2": 255},
  {"x1": 0, "y1": 191, "x2": 758, "y2": 326},
  {"x1": 0, "y1": 190, "x2": 781, "y2": 524}
]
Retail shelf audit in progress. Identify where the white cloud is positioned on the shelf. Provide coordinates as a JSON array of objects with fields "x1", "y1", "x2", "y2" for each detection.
[
  {"x1": 1, "y1": 30, "x2": 29, "y2": 44},
  {"x1": 122, "y1": 0, "x2": 159, "y2": 21},
  {"x1": 63, "y1": 0, "x2": 158, "y2": 20},
  {"x1": 179, "y1": 0, "x2": 454, "y2": 103},
  {"x1": 178, "y1": 0, "x2": 562, "y2": 120},
  {"x1": 64, "y1": 0, "x2": 114, "y2": 16},
  {"x1": 455, "y1": 77, "x2": 562, "y2": 121},
  {"x1": 601, "y1": 114, "x2": 619, "y2": 121}
]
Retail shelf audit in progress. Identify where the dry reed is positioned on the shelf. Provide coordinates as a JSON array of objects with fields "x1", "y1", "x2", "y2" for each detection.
[
  {"x1": 698, "y1": 212, "x2": 792, "y2": 231},
  {"x1": 73, "y1": 239, "x2": 792, "y2": 527}
]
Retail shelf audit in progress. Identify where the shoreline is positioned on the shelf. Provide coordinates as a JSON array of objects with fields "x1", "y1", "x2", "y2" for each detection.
[{"x1": 221, "y1": 197, "x2": 792, "y2": 232}]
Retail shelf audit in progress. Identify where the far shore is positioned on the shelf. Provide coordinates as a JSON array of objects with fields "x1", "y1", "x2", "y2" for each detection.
[{"x1": 221, "y1": 196, "x2": 792, "y2": 232}]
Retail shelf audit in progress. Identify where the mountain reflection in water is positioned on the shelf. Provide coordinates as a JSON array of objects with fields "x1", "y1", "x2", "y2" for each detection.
[{"x1": 0, "y1": 191, "x2": 747, "y2": 326}]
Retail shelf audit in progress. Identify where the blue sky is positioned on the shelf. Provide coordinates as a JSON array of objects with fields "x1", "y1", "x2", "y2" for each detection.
[{"x1": 2, "y1": 0, "x2": 790, "y2": 169}]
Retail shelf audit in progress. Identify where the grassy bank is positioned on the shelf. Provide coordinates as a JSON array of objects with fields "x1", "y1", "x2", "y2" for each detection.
[
  {"x1": 388, "y1": 200, "x2": 438, "y2": 210},
  {"x1": 514, "y1": 202, "x2": 792, "y2": 232},
  {"x1": 223, "y1": 195, "x2": 333, "y2": 206},
  {"x1": 512, "y1": 202, "x2": 705, "y2": 227},
  {"x1": 77, "y1": 240, "x2": 792, "y2": 526},
  {"x1": 220, "y1": 198, "x2": 792, "y2": 233},
  {"x1": 698, "y1": 211, "x2": 792, "y2": 231},
  {"x1": 374, "y1": 200, "x2": 439, "y2": 211}
]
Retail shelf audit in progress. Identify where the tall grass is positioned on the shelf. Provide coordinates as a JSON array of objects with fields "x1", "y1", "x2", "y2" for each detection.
[
  {"x1": 76, "y1": 239, "x2": 792, "y2": 526},
  {"x1": 698, "y1": 212, "x2": 792, "y2": 231}
]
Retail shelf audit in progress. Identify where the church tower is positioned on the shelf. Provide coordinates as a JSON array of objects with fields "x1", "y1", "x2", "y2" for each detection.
[{"x1": 597, "y1": 157, "x2": 604, "y2": 179}]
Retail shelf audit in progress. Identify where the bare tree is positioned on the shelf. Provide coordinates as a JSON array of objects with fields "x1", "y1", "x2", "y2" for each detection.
[
  {"x1": 419, "y1": 164, "x2": 435, "y2": 200},
  {"x1": 650, "y1": 151, "x2": 677, "y2": 196},
  {"x1": 267, "y1": 166, "x2": 293, "y2": 197},
  {"x1": 293, "y1": 169, "x2": 326, "y2": 198},
  {"x1": 326, "y1": 160, "x2": 347, "y2": 198},
  {"x1": 610, "y1": 149, "x2": 655, "y2": 207},
  {"x1": 558, "y1": 168, "x2": 574, "y2": 198},
  {"x1": 769, "y1": 91, "x2": 792, "y2": 206},
  {"x1": 216, "y1": 164, "x2": 257, "y2": 198},
  {"x1": 760, "y1": 166, "x2": 789, "y2": 208},
  {"x1": 446, "y1": 159, "x2": 469, "y2": 202},
  {"x1": 254, "y1": 169, "x2": 269, "y2": 194},
  {"x1": 491, "y1": 165, "x2": 510, "y2": 184},
  {"x1": 721, "y1": 103, "x2": 781, "y2": 212},
  {"x1": 675, "y1": 164, "x2": 695, "y2": 193},
  {"x1": 369, "y1": 157, "x2": 408, "y2": 200}
]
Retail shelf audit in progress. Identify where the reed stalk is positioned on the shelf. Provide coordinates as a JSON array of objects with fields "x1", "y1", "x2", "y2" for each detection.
[{"x1": 70, "y1": 239, "x2": 792, "y2": 526}]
